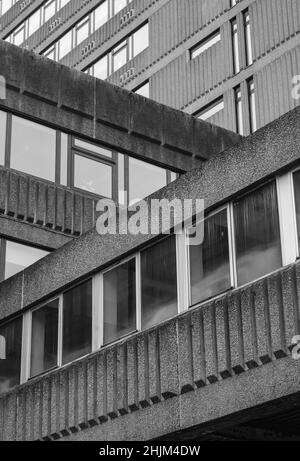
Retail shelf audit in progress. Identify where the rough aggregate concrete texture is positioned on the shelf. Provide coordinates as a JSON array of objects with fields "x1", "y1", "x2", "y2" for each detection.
[
  {"x1": 0, "y1": 104, "x2": 299, "y2": 320},
  {"x1": 0, "y1": 40, "x2": 241, "y2": 172}
]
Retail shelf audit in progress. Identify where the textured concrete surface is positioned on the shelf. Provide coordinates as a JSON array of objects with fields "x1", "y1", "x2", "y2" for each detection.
[{"x1": 1, "y1": 260, "x2": 300, "y2": 440}]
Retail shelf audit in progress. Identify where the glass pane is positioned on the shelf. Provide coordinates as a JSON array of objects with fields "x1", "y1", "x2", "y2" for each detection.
[
  {"x1": 94, "y1": 1, "x2": 108, "y2": 30},
  {"x1": 74, "y1": 154, "x2": 112, "y2": 197},
  {"x1": 59, "y1": 30, "x2": 72, "y2": 59},
  {"x1": 133, "y1": 23, "x2": 149, "y2": 57},
  {"x1": 103, "y1": 259, "x2": 136, "y2": 344},
  {"x1": 28, "y1": 9, "x2": 41, "y2": 37},
  {"x1": 62, "y1": 280, "x2": 92, "y2": 365},
  {"x1": 44, "y1": 0, "x2": 56, "y2": 21},
  {"x1": 234, "y1": 181, "x2": 282, "y2": 286},
  {"x1": 113, "y1": 44, "x2": 127, "y2": 72},
  {"x1": 129, "y1": 157, "x2": 167, "y2": 205},
  {"x1": 13, "y1": 26, "x2": 25, "y2": 46},
  {"x1": 11, "y1": 116, "x2": 56, "y2": 181},
  {"x1": 5, "y1": 240, "x2": 49, "y2": 280},
  {"x1": 114, "y1": 0, "x2": 127, "y2": 14},
  {"x1": 135, "y1": 82, "x2": 149, "y2": 98},
  {"x1": 0, "y1": 317, "x2": 22, "y2": 394},
  {"x1": 141, "y1": 236, "x2": 177, "y2": 329},
  {"x1": 189, "y1": 209, "x2": 231, "y2": 305},
  {"x1": 30, "y1": 299, "x2": 59, "y2": 377},
  {"x1": 93, "y1": 56, "x2": 108, "y2": 80},
  {"x1": 293, "y1": 170, "x2": 300, "y2": 251},
  {"x1": 76, "y1": 18, "x2": 89, "y2": 45},
  {"x1": 60, "y1": 132, "x2": 68, "y2": 186},
  {"x1": 74, "y1": 138, "x2": 112, "y2": 157},
  {"x1": 0, "y1": 110, "x2": 6, "y2": 166},
  {"x1": 2, "y1": 0, "x2": 13, "y2": 15}
]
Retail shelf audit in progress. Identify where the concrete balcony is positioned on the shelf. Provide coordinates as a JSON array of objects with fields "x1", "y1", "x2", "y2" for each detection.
[{"x1": 1, "y1": 259, "x2": 300, "y2": 440}]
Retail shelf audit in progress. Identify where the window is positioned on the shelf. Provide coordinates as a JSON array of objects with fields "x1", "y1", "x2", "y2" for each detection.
[
  {"x1": 103, "y1": 258, "x2": 136, "y2": 344},
  {"x1": 0, "y1": 317, "x2": 22, "y2": 394},
  {"x1": 73, "y1": 153, "x2": 112, "y2": 197},
  {"x1": 233, "y1": 181, "x2": 282, "y2": 286},
  {"x1": 44, "y1": 0, "x2": 56, "y2": 22},
  {"x1": 112, "y1": 41, "x2": 128, "y2": 72},
  {"x1": 60, "y1": 133, "x2": 68, "y2": 186},
  {"x1": 74, "y1": 138, "x2": 112, "y2": 158},
  {"x1": 113, "y1": 0, "x2": 127, "y2": 14},
  {"x1": 197, "y1": 98, "x2": 224, "y2": 122},
  {"x1": 92, "y1": 56, "x2": 108, "y2": 80},
  {"x1": 10, "y1": 116, "x2": 56, "y2": 182},
  {"x1": 235, "y1": 86, "x2": 243, "y2": 135},
  {"x1": 59, "y1": 30, "x2": 72, "y2": 59},
  {"x1": 244, "y1": 9, "x2": 253, "y2": 66},
  {"x1": 75, "y1": 17, "x2": 90, "y2": 46},
  {"x1": 129, "y1": 157, "x2": 167, "y2": 205},
  {"x1": 1, "y1": 0, "x2": 13, "y2": 15},
  {"x1": 62, "y1": 280, "x2": 92, "y2": 365},
  {"x1": 231, "y1": 18, "x2": 240, "y2": 74},
  {"x1": 30, "y1": 299, "x2": 59, "y2": 377},
  {"x1": 134, "y1": 81, "x2": 150, "y2": 98},
  {"x1": 13, "y1": 24, "x2": 25, "y2": 46},
  {"x1": 94, "y1": 1, "x2": 109, "y2": 30},
  {"x1": 189, "y1": 208, "x2": 231, "y2": 305},
  {"x1": 190, "y1": 30, "x2": 221, "y2": 59},
  {"x1": 28, "y1": 9, "x2": 41, "y2": 37},
  {"x1": 0, "y1": 110, "x2": 6, "y2": 166},
  {"x1": 248, "y1": 78, "x2": 257, "y2": 133},
  {"x1": 293, "y1": 170, "x2": 300, "y2": 252},
  {"x1": 141, "y1": 237, "x2": 177, "y2": 329},
  {"x1": 3, "y1": 240, "x2": 49, "y2": 280},
  {"x1": 133, "y1": 23, "x2": 149, "y2": 57}
]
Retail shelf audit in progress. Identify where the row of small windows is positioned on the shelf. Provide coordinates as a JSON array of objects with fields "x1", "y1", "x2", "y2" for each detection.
[
  {"x1": 4, "y1": 0, "x2": 71, "y2": 44},
  {"x1": 0, "y1": 110, "x2": 177, "y2": 205},
  {"x1": 4, "y1": 0, "x2": 131, "y2": 48},
  {"x1": 196, "y1": 77, "x2": 257, "y2": 135},
  {"x1": 2, "y1": 170, "x2": 300, "y2": 393},
  {"x1": 84, "y1": 22, "x2": 149, "y2": 80}
]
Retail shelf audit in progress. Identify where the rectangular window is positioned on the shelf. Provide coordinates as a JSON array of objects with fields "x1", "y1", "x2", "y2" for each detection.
[
  {"x1": 92, "y1": 55, "x2": 108, "y2": 80},
  {"x1": 10, "y1": 116, "x2": 56, "y2": 182},
  {"x1": 141, "y1": 236, "x2": 177, "y2": 330},
  {"x1": 113, "y1": 0, "x2": 127, "y2": 14},
  {"x1": 0, "y1": 110, "x2": 6, "y2": 166},
  {"x1": 189, "y1": 209, "x2": 231, "y2": 305},
  {"x1": 293, "y1": 170, "x2": 300, "y2": 252},
  {"x1": 2, "y1": 0, "x2": 13, "y2": 15},
  {"x1": 28, "y1": 9, "x2": 41, "y2": 37},
  {"x1": 129, "y1": 157, "x2": 167, "y2": 205},
  {"x1": 197, "y1": 98, "x2": 224, "y2": 122},
  {"x1": 62, "y1": 280, "x2": 92, "y2": 365},
  {"x1": 60, "y1": 132, "x2": 68, "y2": 186},
  {"x1": 103, "y1": 258, "x2": 136, "y2": 344},
  {"x1": 233, "y1": 181, "x2": 282, "y2": 286},
  {"x1": 190, "y1": 30, "x2": 221, "y2": 59},
  {"x1": 44, "y1": 0, "x2": 56, "y2": 22},
  {"x1": 74, "y1": 138, "x2": 112, "y2": 158},
  {"x1": 76, "y1": 17, "x2": 90, "y2": 46},
  {"x1": 0, "y1": 317, "x2": 22, "y2": 394},
  {"x1": 73, "y1": 153, "x2": 112, "y2": 198},
  {"x1": 4, "y1": 240, "x2": 49, "y2": 280},
  {"x1": 30, "y1": 299, "x2": 59, "y2": 378},
  {"x1": 94, "y1": 1, "x2": 108, "y2": 30},
  {"x1": 112, "y1": 41, "x2": 128, "y2": 72},
  {"x1": 133, "y1": 23, "x2": 149, "y2": 57},
  {"x1": 248, "y1": 78, "x2": 257, "y2": 133},
  {"x1": 244, "y1": 9, "x2": 253, "y2": 66},
  {"x1": 13, "y1": 24, "x2": 25, "y2": 46},
  {"x1": 231, "y1": 18, "x2": 240, "y2": 74},
  {"x1": 235, "y1": 86, "x2": 243, "y2": 135},
  {"x1": 59, "y1": 30, "x2": 72, "y2": 59}
]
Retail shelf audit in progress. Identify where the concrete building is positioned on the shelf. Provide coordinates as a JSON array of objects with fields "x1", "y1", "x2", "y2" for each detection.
[
  {"x1": 1, "y1": 0, "x2": 300, "y2": 137},
  {"x1": 0, "y1": 40, "x2": 300, "y2": 441}
]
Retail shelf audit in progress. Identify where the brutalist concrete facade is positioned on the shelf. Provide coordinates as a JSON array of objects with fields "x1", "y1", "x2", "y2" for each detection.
[{"x1": 1, "y1": 41, "x2": 300, "y2": 441}]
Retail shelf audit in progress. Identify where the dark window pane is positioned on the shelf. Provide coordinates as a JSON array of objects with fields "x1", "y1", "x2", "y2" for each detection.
[
  {"x1": 0, "y1": 110, "x2": 6, "y2": 165},
  {"x1": 62, "y1": 280, "x2": 92, "y2": 365},
  {"x1": 5, "y1": 240, "x2": 49, "y2": 280},
  {"x1": 103, "y1": 259, "x2": 136, "y2": 344},
  {"x1": 30, "y1": 299, "x2": 59, "y2": 377},
  {"x1": 190, "y1": 209, "x2": 231, "y2": 305},
  {"x1": 74, "y1": 153, "x2": 112, "y2": 198},
  {"x1": 234, "y1": 181, "x2": 282, "y2": 286},
  {"x1": 141, "y1": 236, "x2": 177, "y2": 330},
  {"x1": 293, "y1": 170, "x2": 300, "y2": 250},
  {"x1": 0, "y1": 318, "x2": 22, "y2": 394},
  {"x1": 11, "y1": 116, "x2": 56, "y2": 181}
]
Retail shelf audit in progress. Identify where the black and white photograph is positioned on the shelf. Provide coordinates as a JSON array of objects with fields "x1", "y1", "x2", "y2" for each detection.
[{"x1": 0, "y1": 0, "x2": 300, "y2": 447}]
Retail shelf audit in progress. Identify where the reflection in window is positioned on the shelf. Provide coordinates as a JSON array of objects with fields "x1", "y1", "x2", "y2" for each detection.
[
  {"x1": 129, "y1": 157, "x2": 167, "y2": 205},
  {"x1": 103, "y1": 259, "x2": 136, "y2": 344},
  {"x1": 0, "y1": 110, "x2": 6, "y2": 165},
  {"x1": 11, "y1": 116, "x2": 56, "y2": 181},
  {"x1": 62, "y1": 280, "x2": 92, "y2": 365},
  {"x1": 233, "y1": 181, "x2": 282, "y2": 286},
  {"x1": 141, "y1": 236, "x2": 177, "y2": 329},
  {"x1": 189, "y1": 209, "x2": 231, "y2": 305},
  {"x1": 0, "y1": 317, "x2": 22, "y2": 394},
  {"x1": 74, "y1": 153, "x2": 112, "y2": 197},
  {"x1": 30, "y1": 300, "x2": 59, "y2": 377},
  {"x1": 4, "y1": 240, "x2": 49, "y2": 280}
]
